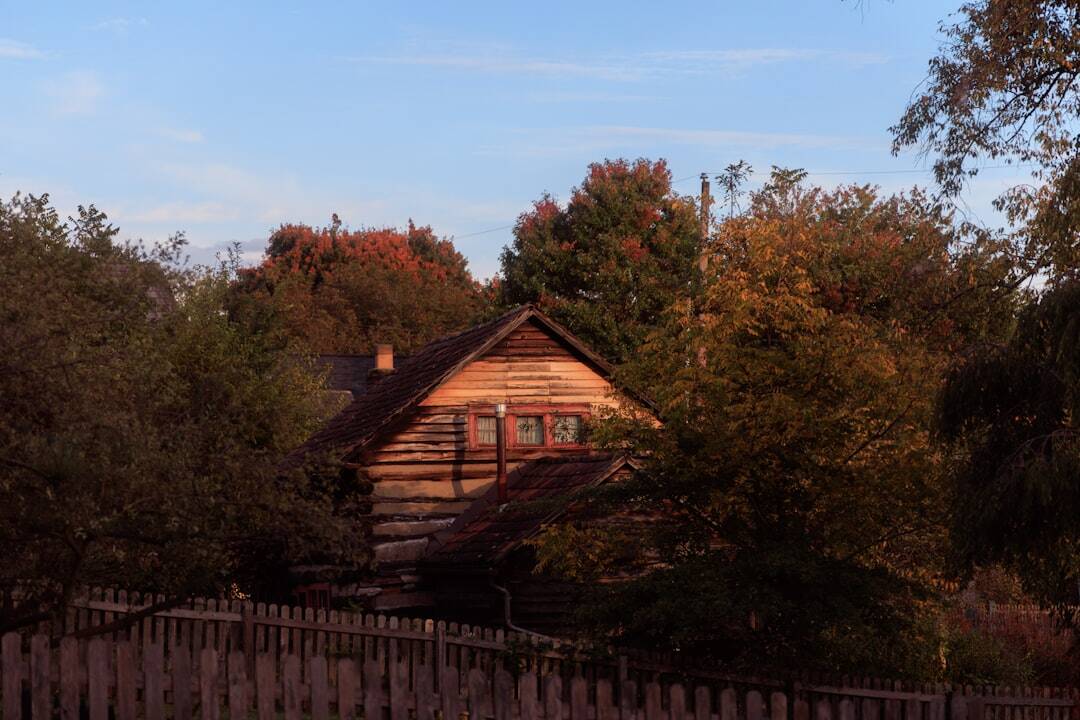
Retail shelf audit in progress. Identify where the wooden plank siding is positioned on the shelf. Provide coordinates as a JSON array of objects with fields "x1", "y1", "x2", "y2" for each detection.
[{"x1": 358, "y1": 320, "x2": 626, "y2": 571}]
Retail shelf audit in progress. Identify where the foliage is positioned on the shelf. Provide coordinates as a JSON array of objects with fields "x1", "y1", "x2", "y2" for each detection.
[
  {"x1": 230, "y1": 218, "x2": 488, "y2": 355},
  {"x1": 499, "y1": 159, "x2": 701, "y2": 364},
  {"x1": 937, "y1": 281, "x2": 1080, "y2": 607},
  {"x1": 0, "y1": 194, "x2": 368, "y2": 631},
  {"x1": 892, "y1": 0, "x2": 1080, "y2": 277},
  {"x1": 531, "y1": 174, "x2": 1016, "y2": 675}
]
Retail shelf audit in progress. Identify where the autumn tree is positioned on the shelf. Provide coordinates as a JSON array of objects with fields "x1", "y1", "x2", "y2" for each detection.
[
  {"x1": 499, "y1": 159, "x2": 701, "y2": 364},
  {"x1": 0, "y1": 194, "x2": 368, "y2": 631},
  {"x1": 893, "y1": 0, "x2": 1080, "y2": 277},
  {"x1": 231, "y1": 219, "x2": 488, "y2": 355},
  {"x1": 531, "y1": 174, "x2": 1015, "y2": 675}
]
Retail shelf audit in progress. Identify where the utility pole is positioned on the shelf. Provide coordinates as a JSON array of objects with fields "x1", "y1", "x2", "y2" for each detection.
[
  {"x1": 698, "y1": 173, "x2": 711, "y2": 274},
  {"x1": 697, "y1": 173, "x2": 711, "y2": 368}
]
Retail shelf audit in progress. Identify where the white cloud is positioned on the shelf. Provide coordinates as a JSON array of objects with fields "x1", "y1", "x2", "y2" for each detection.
[
  {"x1": 642, "y1": 48, "x2": 887, "y2": 70},
  {"x1": 0, "y1": 38, "x2": 44, "y2": 60},
  {"x1": 92, "y1": 17, "x2": 149, "y2": 33},
  {"x1": 44, "y1": 71, "x2": 104, "y2": 115},
  {"x1": 158, "y1": 128, "x2": 205, "y2": 143}
]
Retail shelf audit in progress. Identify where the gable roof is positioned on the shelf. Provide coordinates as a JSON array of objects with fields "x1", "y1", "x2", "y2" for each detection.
[
  {"x1": 422, "y1": 453, "x2": 637, "y2": 569},
  {"x1": 284, "y1": 305, "x2": 632, "y2": 468}
]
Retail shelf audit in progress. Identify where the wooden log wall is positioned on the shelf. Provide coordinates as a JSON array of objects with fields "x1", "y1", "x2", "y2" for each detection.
[{"x1": 360, "y1": 319, "x2": 627, "y2": 573}]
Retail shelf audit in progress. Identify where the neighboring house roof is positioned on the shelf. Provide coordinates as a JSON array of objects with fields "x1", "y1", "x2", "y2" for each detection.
[
  {"x1": 284, "y1": 305, "x2": 637, "y2": 468},
  {"x1": 314, "y1": 355, "x2": 376, "y2": 397},
  {"x1": 422, "y1": 454, "x2": 637, "y2": 569}
]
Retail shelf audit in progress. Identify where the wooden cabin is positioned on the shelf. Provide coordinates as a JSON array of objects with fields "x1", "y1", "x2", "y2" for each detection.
[{"x1": 284, "y1": 305, "x2": 651, "y2": 627}]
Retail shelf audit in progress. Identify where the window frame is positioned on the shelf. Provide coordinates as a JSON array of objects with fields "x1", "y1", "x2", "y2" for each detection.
[{"x1": 467, "y1": 403, "x2": 591, "y2": 450}]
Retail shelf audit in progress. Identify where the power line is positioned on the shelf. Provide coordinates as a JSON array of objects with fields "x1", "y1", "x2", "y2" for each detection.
[
  {"x1": 675, "y1": 164, "x2": 1035, "y2": 184},
  {"x1": 452, "y1": 223, "x2": 515, "y2": 239}
]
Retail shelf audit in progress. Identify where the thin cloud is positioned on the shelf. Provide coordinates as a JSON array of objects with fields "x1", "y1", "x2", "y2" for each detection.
[
  {"x1": 124, "y1": 201, "x2": 238, "y2": 224},
  {"x1": 348, "y1": 46, "x2": 888, "y2": 81},
  {"x1": 352, "y1": 54, "x2": 642, "y2": 82},
  {"x1": 92, "y1": 17, "x2": 149, "y2": 33},
  {"x1": 44, "y1": 71, "x2": 105, "y2": 115},
  {"x1": 591, "y1": 125, "x2": 878, "y2": 150},
  {"x1": 159, "y1": 128, "x2": 205, "y2": 144},
  {"x1": 0, "y1": 39, "x2": 44, "y2": 60}
]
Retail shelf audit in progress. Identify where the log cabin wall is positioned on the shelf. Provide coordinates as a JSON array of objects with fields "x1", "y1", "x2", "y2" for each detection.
[{"x1": 354, "y1": 319, "x2": 627, "y2": 599}]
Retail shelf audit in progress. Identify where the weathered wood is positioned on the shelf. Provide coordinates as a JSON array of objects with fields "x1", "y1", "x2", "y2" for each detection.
[
  {"x1": 440, "y1": 669, "x2": 462, "y2": 720},
  {"x1": 722, "y1": 688, "x2": 739, "y2": 720},
  {"x1": 545, "y1": 674, "x2": 564, "y2": 720},
  {"x1": 748, "y1": 690, "x2": 765, "y2": 720},
  {"x1": 283, "y1": 655, "x2": 301, "y2": 720},
  {"x1": 88, "y1": 638, "x2": 109, "y2": 720},
  {"x1": 621, "y1": 679, "x2": 639, "y2": 720},
  {"x1": 145, "y1": 641, "x2": 165, "y2": 720},
  {"x1": 309, "y1": 655, "x2": 329, "y2": 720},
  {"x1": 416, "y1": 659, "x2": 437, "y2": 720},
  {"x1": 816, "y1": 699, "x2": 833, "y2": 720},
  {"x1": 773, "y1": 692, "x2": 789, "y2": 720},
  {"x1": 255, "y1": 652, "x2": 276, "y2": 720},
  {"x1": 29, "y1": 633, "x2": 49, "y2": 720},
  {"x1": 696, "y1": 686, "x2": 712, "y2": 720},
  {"x1": 59, "y1": 636, "x2": 80, "y2": 720},
  {"x1": 174, "y1": 643, "x2": 194, "y2": 720},
  {"x1": 2, "y1": 633, "x2": 21, "y2": 720},
  {"x1": 670, "y1": 683, "x2": 688, "y2": 720},
  {"x1": 228, "y1": 651, "x2": 248, "y2": 720},
  {"x1": 365, "y1": 654, "x2": 386, "y2": 720},
  {"x1": 572, "y1": 675, "x2": 590, "y2": 720},
  {"x1": 494, "y1": 668, "x2": 514, "y2": 720},
  {"x1": 116, "y1": 642, "x2": 137, "y2": 720},
  {"x1": 469, "y1": 666, "x2": 493, "y2": 720},
  {"x1": 645, "y1": 682, "x2": 663, "y2": 720},
  {"x1": 596, "y1": 678, "x2": 618, "y2": 720},
  {"x1": 521, "y1": 671, "x2": 541, "y2": 720},
  {"x1": 200, "y1": 647, "x2": 220, "y2": 720}
]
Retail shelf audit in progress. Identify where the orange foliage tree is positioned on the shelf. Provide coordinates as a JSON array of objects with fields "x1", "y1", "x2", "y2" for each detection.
[{"x1": 230, "y1": 217, "x2": 489, "y2": 354}]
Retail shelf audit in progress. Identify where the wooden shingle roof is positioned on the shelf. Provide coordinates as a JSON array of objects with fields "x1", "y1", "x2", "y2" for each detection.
[
  {"x1": 422, "y1": 454, "x2": 636, "y2": 568},
  {"x1": 284, "y1": 305, "x2": 623, "y2": 468}
]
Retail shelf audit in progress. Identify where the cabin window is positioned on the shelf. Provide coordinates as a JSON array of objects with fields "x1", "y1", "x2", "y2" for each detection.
[
  {"x1": 468, "y1": 405, "x2": 591, "y2": 449},
  {"x1": 552, "y1": 414, "x2": 584, "y2": 444},
  {"x1": 516, "y1": 415, "x2": 545, "y2": 445},
  {"x1": 476, "y1": 415, "x2": 497, "y2": 445}
]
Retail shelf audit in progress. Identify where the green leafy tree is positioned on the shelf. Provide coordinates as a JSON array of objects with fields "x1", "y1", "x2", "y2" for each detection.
[
  {"x1": 937, "y1": 281, "x2": 1080, "y2": 608},
  {"x1": 499, "y1": 158, "x2": 701, "y2": 364},
  {"x1": 531, "y1": 176, "x2": 1015, "y2": 675},
  {"x1": 0, "y1": 194, "x2": 368, "y2": 631}
]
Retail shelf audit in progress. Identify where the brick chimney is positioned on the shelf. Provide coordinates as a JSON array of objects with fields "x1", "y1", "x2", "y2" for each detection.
[{"x1": 368, "y1": 344, "x2": 396, "y2": 384}]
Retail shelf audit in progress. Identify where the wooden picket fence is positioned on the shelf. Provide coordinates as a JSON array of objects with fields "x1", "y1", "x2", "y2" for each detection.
[{"x1": 0, "y1": 588, "x2": 1075, "y2": 720}]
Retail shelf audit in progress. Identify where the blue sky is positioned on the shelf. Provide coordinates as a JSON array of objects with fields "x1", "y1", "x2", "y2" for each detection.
[{"x1": 1, "y1": 1, "x2": 1023, "y2": 279}]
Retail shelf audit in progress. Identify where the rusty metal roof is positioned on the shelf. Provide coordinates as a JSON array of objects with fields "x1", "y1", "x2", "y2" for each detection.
[{"x1": 422, "y1": 454, "x2": 636, "y2": 568}]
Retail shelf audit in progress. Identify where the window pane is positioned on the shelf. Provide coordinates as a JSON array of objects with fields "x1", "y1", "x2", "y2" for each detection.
[
  {"x1": 516, "y1": 415, "x2": 544, "y2": 445},
  {"x1": 552, "y1": 415, "x2": 583, "y2": 444},
  {"x1": 477, "y1": 416, "x2": 497, "y2": 445}
]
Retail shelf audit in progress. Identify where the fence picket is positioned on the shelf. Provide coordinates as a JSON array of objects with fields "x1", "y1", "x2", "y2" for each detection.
[
  {"x1": 174, "y1": 643, "x2": 193, "y2": 720},
  {"x1": 200, "y1": 647, "x2": 220, "y2": 720},
  {"x1": 115, "y1": 642, "x2": 136, "y2": 720},
  {"x1": 145, "y1": 641, "x2": 164, "y2": 720},
  {"x1": 255, "y1": 652, "x2": 276, "y2": 720},
  {"x1": 25, "y1": 633, "x2": 49, "y2": 720},
  {"x1": 59, "y1": 636, "x2": 80, "y2": 720},
  {"x1": 310, "y1": 654, "x2": 329, "y2": 720},
  {"x1": 2, "y1": 633, "x2": 22, "y2": 720},
  {"x1": 88, "y1": 638, "x2": 109, "y2": 720},
  {"x1": 283, "y1": 654, "x2": 301, "y2": 720}
]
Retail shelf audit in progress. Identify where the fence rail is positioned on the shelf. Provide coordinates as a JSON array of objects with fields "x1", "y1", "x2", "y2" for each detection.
[{"x1": 0, "y1": 588, "x2": 1072, "y2": 720}]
